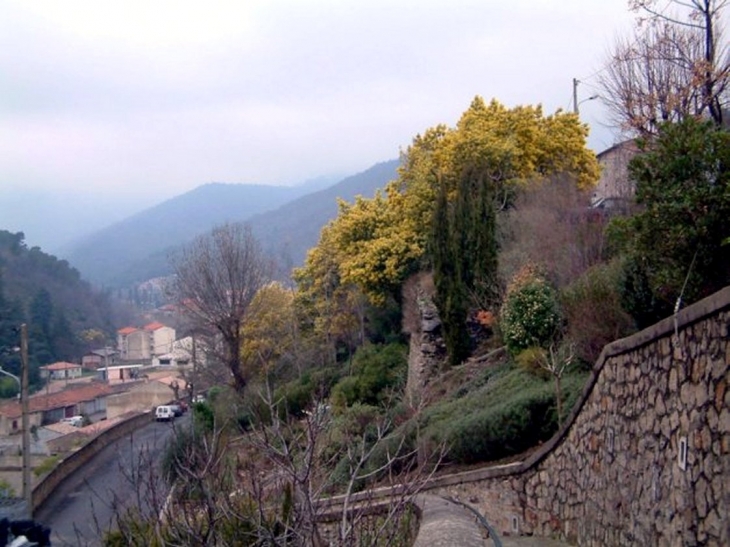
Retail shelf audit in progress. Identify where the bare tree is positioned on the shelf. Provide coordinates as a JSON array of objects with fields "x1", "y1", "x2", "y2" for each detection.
[
  {"x1": 242, "y1": 386, "x2": 444, "y2": 546},
  {"x1": 171, "y1": 223, "x2": 272, "y2": 392},
  {"x1": 600, "y1": 0, "x2": 729, "y2": 135},
  {"x1": 106, "y1": 391, "x2": 444, "y2": 546}
]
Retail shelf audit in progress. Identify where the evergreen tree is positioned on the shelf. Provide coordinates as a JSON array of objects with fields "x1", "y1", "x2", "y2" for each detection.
[
  {"x1": 623, "y1": 117, "x2": 730, "y2": 315},
  {"x1": 0, "y1": 271, "x2": 24, "y2": 387},
  {"x1": 431, "y1": 178, "x2": 471, "y2": 366},
  {"x1": 51, "y1": 310, "x2": 77, "y2": 362},
  {"x1": 28, "y1": 288, "x2": 55, "y2": 368},
  {"x1": 430, "y1": 167, "x2": 499, "y2": 366}
]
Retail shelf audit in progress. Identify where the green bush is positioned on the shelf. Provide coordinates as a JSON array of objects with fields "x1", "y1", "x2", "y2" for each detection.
[
  {"x1": 192, "y1": 401, "x2": 215, "y2": 432},
  {"x1": 446, "y1": 388, "x2": 555, "y2": 463},
  {"x1": 419, "y1": 364, "x2": 588, "y2": 465},
  {"x1": 33, "y1": 455, "x2": 60, "y2": 477},
  {"x1": 0, "y1": 478, "x2": 15, "y2": 497},
  {"x1": 331, "y1": 343, "x2": 407, "y2": 408},
  {"x1": 273, "y1": 366, "x2": 342, "y2": 419},
  {"x1": 500, "y1": 266, "x2": 561, "y2": 355}
]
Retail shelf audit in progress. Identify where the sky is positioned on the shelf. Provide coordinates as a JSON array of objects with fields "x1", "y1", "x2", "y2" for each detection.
[{"x1": 1, "y1": 1, "x2": 637, "y2": 221}]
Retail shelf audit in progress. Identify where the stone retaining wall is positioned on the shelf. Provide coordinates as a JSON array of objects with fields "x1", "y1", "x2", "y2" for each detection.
[
  {"x1": 422, "y1": 286, "x2": 730, "y2": 546},
  {"x1": 31, "y1": 411, "x2": 153, "y2": 512}
]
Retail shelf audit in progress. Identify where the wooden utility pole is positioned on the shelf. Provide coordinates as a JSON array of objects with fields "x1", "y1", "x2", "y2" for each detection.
[{"x1": 20, "y1": 323, "x2": 31, "y2": 517}]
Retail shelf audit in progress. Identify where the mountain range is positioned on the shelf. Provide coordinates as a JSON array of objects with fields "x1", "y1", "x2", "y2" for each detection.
[{"x1": 60, "y1": 159, "x2": 400, "y2": 288}]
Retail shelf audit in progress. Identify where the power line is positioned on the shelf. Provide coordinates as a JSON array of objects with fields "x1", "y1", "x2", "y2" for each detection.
[{"x1": 575, "y1": 0, "x2": 678, "y2": 86}]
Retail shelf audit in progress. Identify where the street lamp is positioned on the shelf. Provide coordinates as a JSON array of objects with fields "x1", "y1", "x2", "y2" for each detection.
[
  {"x1": 0, "y1": 325, "x2": 31, "y2": 518},
  {"x1": 572, "y1": 77, "x2": 599, "y2": 116}
]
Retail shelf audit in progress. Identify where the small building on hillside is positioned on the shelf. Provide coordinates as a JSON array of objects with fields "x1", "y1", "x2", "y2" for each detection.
[
  {"x1": 0, "y1": 382, "x2": 116, "y2": 435},
  {"x1": 117, "y1": 322, "x2": 176, "y2": 361},
  {"x1": 145, "y1": 321, "x2": 175, "y2": 357},
  {"x1": 81, "y1": 348, "x2": 118, "y2": 370},
  {"x1": 593, "y1": 139, "x2": 639, "y2": 204},
  {"x1": 97, "y1": 363, "x2": 145, "y2": 382},
  {"x1": 153, "y1": 336, "x2": 195, "y2": 367},
  {"x1": 40, "y1": 362, "x2": 83, "y2": 381}
]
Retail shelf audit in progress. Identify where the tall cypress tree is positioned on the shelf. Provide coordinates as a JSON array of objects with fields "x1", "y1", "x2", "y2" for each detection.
[
  {"x1": 430, "y1": 166, "x2": 500, "y2": 366},
  {"x1": 431, "y1": 177, "x2": 471, "y2": 366}
]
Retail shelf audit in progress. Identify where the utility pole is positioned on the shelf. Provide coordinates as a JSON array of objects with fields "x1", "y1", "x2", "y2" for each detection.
[
  {"x1": 573, "y1": 77, "x2": 598, "y2": 117},
  {"x1": 20, "y1": 324, "x2": 31, "y2": 518},
  {"x1": 191, "y1": 334, "x2": 196, "y2": 402},
  {"x1": 104, "y1": 346, "x2": 111, "y2": 385}
]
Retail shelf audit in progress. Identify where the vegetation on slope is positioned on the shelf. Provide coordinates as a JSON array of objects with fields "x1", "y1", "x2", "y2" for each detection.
[
  {"x1": 112, "y1": 72, "x2": 730, "y2": 544},
  {"x1": 0, "y1": 230, "x2": 130, "y2": 394}
]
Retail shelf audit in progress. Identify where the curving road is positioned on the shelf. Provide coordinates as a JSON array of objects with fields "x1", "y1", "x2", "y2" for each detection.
[{"x1": 35, "y1": 417, "x2": 184, "y2": 546}]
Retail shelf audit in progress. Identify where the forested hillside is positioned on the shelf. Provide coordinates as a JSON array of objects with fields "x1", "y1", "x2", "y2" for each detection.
[
  {"x1": 0, "y1": 231, "x2": 130, "y2": 394},
  {"x1": 249, "y1": 159, "x2": 400, "y2": 274},
  {"x1": 62, "y1": 161, "x2": 399, "y2": 288},
  {"x1": 63, "y1": 182, "x2": 309, "y2": 287}
]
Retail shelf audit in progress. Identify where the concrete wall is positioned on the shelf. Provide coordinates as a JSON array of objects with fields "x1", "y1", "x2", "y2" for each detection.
[
  {"x1": 423, "y1": 286, "x2": 730, "y2": 546},
  {"x1": 31, "y1": 411, "x2": 153, "y2": 512},
  {"x1": 105, "y1": 381, "x2": 174, "y2": 419}
]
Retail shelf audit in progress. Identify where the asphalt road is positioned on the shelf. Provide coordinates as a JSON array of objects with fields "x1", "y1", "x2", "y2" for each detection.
[{"x1": 35, "y1": 416, "x2": 184, "y2": 546}]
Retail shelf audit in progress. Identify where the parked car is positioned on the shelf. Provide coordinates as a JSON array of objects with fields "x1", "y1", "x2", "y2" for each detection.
[
  {"x1": 155, "y1": 405, "x2": 175, "y2": 421},
  {"x1": 169, "y1": 403, "x2": 183, "y2": 417},
  {"x1": 60, "y1": 416, "x2": 84, "y2": 427}
]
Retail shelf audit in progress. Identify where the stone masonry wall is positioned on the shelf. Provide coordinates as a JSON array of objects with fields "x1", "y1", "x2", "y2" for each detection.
[
  {"x1": 424, "y1": 286, "x2": 730, "y2": 546},
  {"x1": 404, "y1": 274, "x2": 446, "y2": 404}
]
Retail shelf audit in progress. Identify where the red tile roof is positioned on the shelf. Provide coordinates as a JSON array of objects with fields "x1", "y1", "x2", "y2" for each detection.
[
  {"x1": 118, "y1": 326, "x2": 138, "y2": 335},
  {"x1": 0, "y1": 382, "x2": 116, "y2": 419},
  {"x1": 41, "y1": 362, "x2": 81, "y2": 371},
  {"x1": 144, "y1": 321, "x2": 166, "y2": 331}
]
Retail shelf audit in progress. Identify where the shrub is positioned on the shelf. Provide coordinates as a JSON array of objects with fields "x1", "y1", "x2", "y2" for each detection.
[
  {"x1": 273, "y1": 366, "x2": 343, "y2": 419},
  {"x1": 419, "y1": 363, "x2": 588, "y2": 464},
  {"x1": 33, "y1": 455, "x2": 60, "y2": 477},
  {"x1": 500, "y1": 265, "x2": 561, "y2": 355},
  {"x1": 445, "y1": 388, "x2": 556, "y2": 463},
  {"x1": 0, "y1": 478, "x2": 15, "y2": 497},
  {"x1": 331, "y1": 343, "x2": 407, "y2": 408},
  {"x1": 560, "y1": 259, "x2": 636, "y2": 363}
]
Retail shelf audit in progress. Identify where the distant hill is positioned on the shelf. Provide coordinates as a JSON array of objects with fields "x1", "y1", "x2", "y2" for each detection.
[
  {"x1": 249, "y1": 159, "x2": 400, "y2": 273},
  {"x1": 62, "y1": 182, "x2": 317, "y2": 287},
  {"x1": 62, "y1": 160, "x2": 399, "y2": 288}
]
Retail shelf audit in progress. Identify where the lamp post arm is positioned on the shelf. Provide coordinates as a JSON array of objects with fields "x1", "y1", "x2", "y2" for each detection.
[{"x1": 0, "y1": 367, "x2": 21, "y2": 389}]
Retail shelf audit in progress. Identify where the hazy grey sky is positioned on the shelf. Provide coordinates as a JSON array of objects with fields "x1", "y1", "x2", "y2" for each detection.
[{"x1": 1, "y1": 0, "x2": 635, "y2": 204}]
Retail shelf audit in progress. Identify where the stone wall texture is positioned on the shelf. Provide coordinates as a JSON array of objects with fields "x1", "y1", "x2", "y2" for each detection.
[{"x1": 422, "y1": 286, "x2": 730, "y2": 546}]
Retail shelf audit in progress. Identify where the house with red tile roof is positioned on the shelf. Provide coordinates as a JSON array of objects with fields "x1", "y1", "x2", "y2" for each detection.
[
  {"x1": 40, "y1": 362, "x2": 83, "y2": 381},
  {"x1": 0, "y1": 382, "x2": 119, "y2": 436},
  {"x1": 117, "y1": 322, "x2": 175, "y2": 361}
]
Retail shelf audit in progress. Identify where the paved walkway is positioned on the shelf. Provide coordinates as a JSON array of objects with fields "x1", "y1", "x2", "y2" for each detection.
[
  {"x1": 412, "y1": 494, "x2": 574, "y2": 547},
  {"x1": 412, "y1": 495, "x2": 487, "y2": 546}
]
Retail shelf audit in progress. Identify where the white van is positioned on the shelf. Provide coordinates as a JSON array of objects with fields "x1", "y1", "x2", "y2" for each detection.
[
  {"x1": 155, "y1": 405, "x2": 175, "y2": 422},
  {"x1": 61, "y1": 415, "x2": 84, "y2": 427}
]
